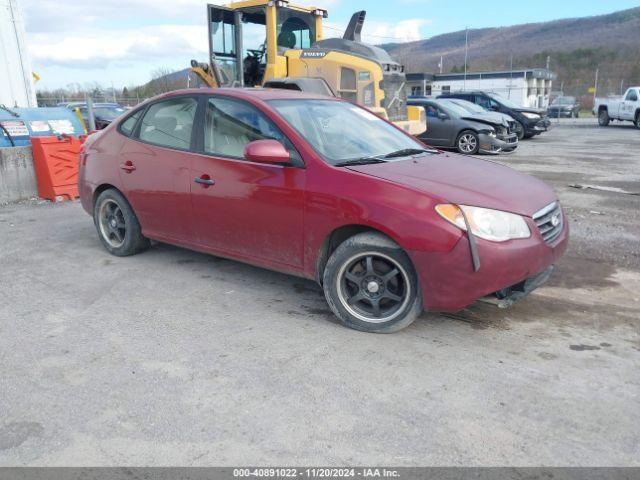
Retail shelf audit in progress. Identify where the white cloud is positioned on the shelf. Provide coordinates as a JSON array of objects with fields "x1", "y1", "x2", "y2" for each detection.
[
  {"x1": 28, "y1": 25, "x2": 208, "y2": 68},
  {"x1": 324, "y1": 18, "x2": 430, "y2": 44}
]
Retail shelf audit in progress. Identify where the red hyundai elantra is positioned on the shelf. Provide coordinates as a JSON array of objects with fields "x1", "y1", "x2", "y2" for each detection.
[{"x1": 79, "y1": 88, "x2": 568, "y2": 333}]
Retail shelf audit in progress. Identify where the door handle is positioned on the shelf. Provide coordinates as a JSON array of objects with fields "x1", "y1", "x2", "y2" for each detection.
[
  {"x1": 194, "y1": 175, "x2": 215, "y2": 187},
  {"x1": 120, "y1": 161, "x2": 136, "y2": 173}
]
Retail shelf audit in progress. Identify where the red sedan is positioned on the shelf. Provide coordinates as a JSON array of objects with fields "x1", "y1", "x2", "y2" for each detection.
[{"x1": 79, "y1": 88, "x2": 568, "y2": 333}]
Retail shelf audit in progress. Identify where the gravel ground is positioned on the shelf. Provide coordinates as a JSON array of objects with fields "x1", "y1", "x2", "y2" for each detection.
[{"x1": 0, "y1": 120, "x2": 638, "y2": 466}]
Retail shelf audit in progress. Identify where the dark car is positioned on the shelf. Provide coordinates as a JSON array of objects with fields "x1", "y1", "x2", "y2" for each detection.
[
  {"x1": 548, "y1": 96, "x2": 580, "y2": 118},
  {"x1": 79, "y1": 88, "x2": 567, "y2": 333},
  {"x1": 72, "y1": 103, "x2": 127, "y2": 130},
  {"x1": 438, "y1": 91, "x2": 551, "y2": 140},
  {"x1": 408, "y1": 98, "x2": 517, "y2": 154}
]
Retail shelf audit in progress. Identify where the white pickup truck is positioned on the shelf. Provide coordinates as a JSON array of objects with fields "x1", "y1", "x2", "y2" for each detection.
[{"x1": 594, "y1": 87, "x2": 640, "y2": 128}]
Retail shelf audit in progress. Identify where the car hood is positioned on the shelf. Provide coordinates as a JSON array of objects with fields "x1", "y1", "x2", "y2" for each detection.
[
  {"x1": 460, "y1": 113, "x2": 510, "y2": 128},
  {"x1": 514, "y1": 107, "x2": 547, "y2": 115},
  {"x1": 346, "y1": 153, "x2": 556, "y2": 217}
]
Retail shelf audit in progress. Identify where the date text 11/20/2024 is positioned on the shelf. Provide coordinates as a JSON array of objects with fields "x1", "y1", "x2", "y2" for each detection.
[{"x1": 233, "y1": 468, "x2": 400, "y2": 478}]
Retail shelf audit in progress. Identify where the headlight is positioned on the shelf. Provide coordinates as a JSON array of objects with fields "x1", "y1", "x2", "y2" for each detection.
[
  {"x1": 522, "y1": 112, "x2": 541, "y2": 119},
  {"x1": 436, "y1": 204, "x2": 531, "y2": 242},
  {"x1": 479, "y1": 129, "x2": 496, "y2": 137}
]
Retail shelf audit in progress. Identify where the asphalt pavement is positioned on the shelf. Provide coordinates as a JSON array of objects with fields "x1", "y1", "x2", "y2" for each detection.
[{"x1": 0, "y1": 120, "x2": 638, "y2": 466}]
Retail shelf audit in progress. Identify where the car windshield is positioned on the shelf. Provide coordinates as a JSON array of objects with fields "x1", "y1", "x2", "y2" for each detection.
[
  {"x1": 448, "y1": 99, "x2": 486, "y2": 113},
  {"x1": 552, "y1": 97, "x2": 575, "y2": 105},
  {"x1": 488, "y1": 93, "x2": 521, "y2": 109},
  {"x1": 436, "y1": 100, "x2": 476, "y2": 117},
  {"x1": 268, "y1": 99, "x2": 434, "y2": 165}
]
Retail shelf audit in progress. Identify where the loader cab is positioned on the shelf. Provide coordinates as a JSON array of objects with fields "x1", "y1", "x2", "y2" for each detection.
[{"x1": 208, "y1": 2, "x2": 324, "y2": 88}]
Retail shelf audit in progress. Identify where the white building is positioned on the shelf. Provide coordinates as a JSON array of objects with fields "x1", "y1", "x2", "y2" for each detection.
[
  {"x1": 407, "y1": 69, "x2": 556, "y2": 109},
  {"x1": 0, "y1": 0, "x2": 36, "y2": 108}
]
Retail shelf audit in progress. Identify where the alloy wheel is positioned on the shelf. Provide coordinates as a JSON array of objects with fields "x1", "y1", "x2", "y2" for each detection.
[
  {"x1": 98, "y1": 199, "x2": 126, "y2": 248},
  {"x1": 458, "y1": 133, "x2": 478, "y2": 153},
  {"x1": 336, "y1": 252, "x2": 411, "y2": 323}
]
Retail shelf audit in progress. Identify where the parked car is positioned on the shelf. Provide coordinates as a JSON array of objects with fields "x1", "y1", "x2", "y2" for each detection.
[
  {"x1": 79, "y1": 88, "x2": 568, "y2": 333},
  {"x1": 438, "y1": 90, "x2": 551, "y2": 140},
  {"x1": 594, "y1": 87, "x2": 640, "y2": 128},
  {"x1": 408, "y1": 98, "x2": 518, "y2": 154},
  {"x1": 78, "y1": 103, "x2": 127, "y2": 130},
  {"x1": 64, "y1": 103, "x2": 127, "y2": 130},
  {"x1": 548, "y1": 96, "x2": 580, "y2": 118}
]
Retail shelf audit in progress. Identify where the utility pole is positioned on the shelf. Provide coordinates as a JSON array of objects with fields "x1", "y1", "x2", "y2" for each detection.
[
  {"x1": 546, "y1": 55, "x2": 550, "y2": 70},
  {"x1": 620, "y1": 79, "x2": 624, "y2": 95},
  {"x1": 439, "y1": 55, "x2": 443, "y2": 74},
  {"x1": 508, "y1": 53, "x2": 514, "y2": 100},
  {"x1": 463, "y1": 27, "x2": 469, "y2": 90},
  {"x1": 593, "y1": 68, "x2": 599, "y2": 110}
]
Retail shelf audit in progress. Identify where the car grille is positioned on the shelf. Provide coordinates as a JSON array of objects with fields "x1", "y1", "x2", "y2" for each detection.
[
  {"x1": 533, "y1": 201, "x2": 563, "y2": 244},
  {"x1": 508, "y1": 121, "x2": 517, "y2": 133}
]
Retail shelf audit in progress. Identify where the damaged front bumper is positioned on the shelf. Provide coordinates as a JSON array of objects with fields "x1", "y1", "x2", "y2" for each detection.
[
  {"x1": 481, "y1": 266, "x2": 555, "y2": 308},
  {"x1": 478, "y1": 132, "x2": 519, "y2": 154}
]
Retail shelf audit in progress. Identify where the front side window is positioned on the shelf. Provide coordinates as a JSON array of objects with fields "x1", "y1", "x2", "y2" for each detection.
[
  {"x1": 625, "y1": 89, "x2": 638, "y2": 101},
  {"x1": 138, "y1": 97, "x2": 197, "y2": 150},
  {"x1": 204, "y1": 97, "x2": 301, "y2": 163},
  {"x1": 277, "y1": 9, "x2": 316, "y2": 49},
  {"x1": 424, "y1": 104, "x2": 439, "y2": 118},
  {"x1": 269, "y1": 99, "x2": 429, "y2": 165}
]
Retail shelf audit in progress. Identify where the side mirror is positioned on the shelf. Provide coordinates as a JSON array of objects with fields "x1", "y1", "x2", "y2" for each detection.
[
  {"x1": 244, "y1": 139, "x2": 290, "y2": 165},
  {"x1": 438, "y1": 112, "x2": 448, "y2": 120},
  {"x1": 490, "y1": 105, "x2": 500, "y2": 111}
]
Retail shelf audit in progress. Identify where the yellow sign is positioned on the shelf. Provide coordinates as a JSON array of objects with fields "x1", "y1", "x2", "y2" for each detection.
[
  {"x1": 588, "y1": 87, "x2": 596, "y2": 93},
  {"x1": 32, "y1": 71, "x2": 41, "y2": 83}
]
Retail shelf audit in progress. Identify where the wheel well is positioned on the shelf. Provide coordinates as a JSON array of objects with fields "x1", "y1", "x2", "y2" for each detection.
[
  {"x1": 92, "y1": 184, "x2": 122, "y2": 209},
  {"x1": 635, "y1": 108, "x2": 640, "y2": 120},
  {"x1": 315, "y1": 225, "x2": 396, "y2": 284},
  {"x1": 598, "y1": 106, "x2": 608, "y2": 113}
]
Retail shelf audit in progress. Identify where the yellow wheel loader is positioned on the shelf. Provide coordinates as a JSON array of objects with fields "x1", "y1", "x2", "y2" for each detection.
[{"x1": 191, "y1": 0, "x2": 425, "y2": 134}]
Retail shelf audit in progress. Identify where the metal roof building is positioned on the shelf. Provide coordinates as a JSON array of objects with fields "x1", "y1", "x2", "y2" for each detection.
[
  {"x1": 407, "y1": 69, "x2": 557, "y2": 109},
  {"x1": 0, "y1": 0, "x2": 36, "y2": 108}
]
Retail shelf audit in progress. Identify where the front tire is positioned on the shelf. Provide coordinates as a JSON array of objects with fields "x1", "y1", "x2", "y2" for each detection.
[
  {"x1": 456, "y1": 130, "x2": 480, "y2": 154},
  {"x1": 94, "y1": 189, "x2": 150, "y2": 256},
  {"x1": 515, "y1": 121, "x2": 526, "y2": 140},
  {"x1": 598, "y1": 109, "x2": 610, "y2": 126},
  {"x1": 322, "y1": 232, "x2": 422, "y2": 333},
  {"x1": 635, "y1": 112, "x2": 640, "y2": 129}
]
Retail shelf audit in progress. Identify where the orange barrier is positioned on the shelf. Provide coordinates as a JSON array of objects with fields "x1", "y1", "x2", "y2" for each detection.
[{"x1": 31, "y1": 135, "x2": 85, "y2": 202}]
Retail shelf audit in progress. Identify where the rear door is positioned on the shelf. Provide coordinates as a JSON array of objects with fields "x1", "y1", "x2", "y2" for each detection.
[
  {"x1": 190, "y1": 95, "x2": 305, "y2": 270},
  {"x1": 118, "y1": 95, "x2": 199, "y2": 242}
]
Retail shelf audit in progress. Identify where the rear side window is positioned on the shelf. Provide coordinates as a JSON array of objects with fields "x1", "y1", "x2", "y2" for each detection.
[
  {"x1": 119, "y1": 110, "x2": 142, "y2": 137},
  {"x1": 138, "y1": 97, "x2": 198, "y2": 150}
]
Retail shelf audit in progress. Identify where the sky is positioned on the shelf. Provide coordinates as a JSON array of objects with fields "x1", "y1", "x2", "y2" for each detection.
[{"x1": 20, "y1": 0, "x2": 640, "y2": 91}]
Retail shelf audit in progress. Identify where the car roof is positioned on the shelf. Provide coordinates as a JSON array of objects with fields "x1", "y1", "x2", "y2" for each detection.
[{"x1": 160, "y1": 87, "x2": 336, "y2": 102}]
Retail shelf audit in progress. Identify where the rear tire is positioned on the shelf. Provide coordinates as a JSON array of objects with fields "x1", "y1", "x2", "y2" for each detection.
[
  {"x1": 635, "y1": 112, "x2": 640, "y2": 129},
  {"x1": 598, "y1": 109, "x2": 610, "y2": 126},
  {"x1": 94, "y1": 189, "x2": 150, "y2": 256},
  {"x1": 456, "y1": 130, "x2": 480, "y2": 154},
  {"x1": 322, "y1": 232, "x2": 422, "y2": 333}
]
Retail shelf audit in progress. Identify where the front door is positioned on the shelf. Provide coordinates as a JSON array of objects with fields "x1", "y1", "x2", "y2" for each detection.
[
  {"x1": 118, "y1": 96, "x2": 199, "y2": 242},
  {"x1": 190, "y1": 96, "x2": 305, "y2": 270},
  {"x1": 421, "y1": 104, "x2": 451, "y2": 146}
]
